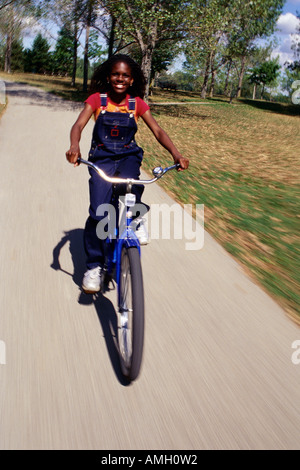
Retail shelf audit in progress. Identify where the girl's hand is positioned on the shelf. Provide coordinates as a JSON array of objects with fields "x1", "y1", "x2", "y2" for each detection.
[
  {"x1": 173, "y1": 154, "x2": 189, "y2": 171},
  {"x1": 66, "y1": 147, "x2": 81, "y2": 167},
  {"x1": 66, "y1": 103, "x2": 94, "y2": 167}
]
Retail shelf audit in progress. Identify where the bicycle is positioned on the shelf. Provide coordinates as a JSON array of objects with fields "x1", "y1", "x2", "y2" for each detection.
[{"x1": 78, "y1": 157, "x2": 179, "y2": 381}]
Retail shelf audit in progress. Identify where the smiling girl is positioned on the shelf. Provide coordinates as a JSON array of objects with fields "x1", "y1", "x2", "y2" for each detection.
[{"x1": 66, "y1": 54, "x2": 189, "y2": 294}]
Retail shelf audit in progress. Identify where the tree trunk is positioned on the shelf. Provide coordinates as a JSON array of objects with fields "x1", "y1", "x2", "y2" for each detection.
[
  {"x1": 71, "y1": 22, "x2": 78, "y2": 87},
  {"x1": 236, "y1": 55, "x2": 246, "y2": 98},
  {"x1": 141, "y1": 46, "x2": 155, "y2": 100},
  {"x1": 209, "y1": 68, "x2": 217, "y2": 98},
  {"x1": 83, "y1": 1, "x2": 93, "y2": 93},
  {"x1": 4, "y1": 6, "x2": 13, "y2": 73},
  {"x1": 208, "y1": 51, "x2": 216, "y2": 98},
  {"x1": 201, "y1": 54, "x2": 211, "y2": 99},
  {"x1": 252, "y1": 83, "x2": 257, "y2": 100},
  {"x1": 108, "y1": 16, "x2": 116, "y2": 58},
  {"x1": 140, "y1": 18, "x2": 157, "y2": 100},
  {"x1": 224, "y1": 60, "x2": 232, "y2": 96},
  {"x1": 4, "y1": 31, "x2": 12, "y2": 73},
  {"x1": 83, "y1": 23, "x2": 90, "y2": 92}
]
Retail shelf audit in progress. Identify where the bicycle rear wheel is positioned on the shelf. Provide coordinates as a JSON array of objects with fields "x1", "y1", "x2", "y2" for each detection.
[{"x1": 118, "y1": 246, "x2": 144, "y2": 381}]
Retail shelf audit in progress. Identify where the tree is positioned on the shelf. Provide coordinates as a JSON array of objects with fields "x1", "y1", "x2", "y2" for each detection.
[
  {"x1": 227, "y1": 0, "x2": 284, "y2": 98},
  {"x1": 249, "y1": 59, "x2": 280, "y2": 99},
  {"x1": 88, "y1": 29, "x2": 106, "y2": 71},
  {"x1": 128, "y1": 39, "x2": 178, "y2": 85},
  {"x1": 24, "y1": 32, "x2": 52, "y2": 73},
  {"x1": 94, "y1": 4, "x2": 125, "y2": 58},
  {"x1": 101, "y1": 0, "x2": 187, "y2": 98},
  {"x1": 0, "y1": 1, "x2": 15, "y2": 11},
  {"x1": 10, "y1": 38, "x2": 24, "y2": 71},
  {"x1": 41, "y1": 0, "x2": 87, "y2": 85},
  {"x1": 183, "y1": 0, "x2": 284, "y2": 99},
  {"x1": 82, "y1": 0, "x2": 99, "y2": 92},
  {"x1": 184, "y1": 0, "x2": 234, "y2": 99},
  {"x1": 0, "y1": 0, "x2": 35, "y2": 72},
  {"x1": 52, "y1": 26, "x2": 74, "y2": 76}
]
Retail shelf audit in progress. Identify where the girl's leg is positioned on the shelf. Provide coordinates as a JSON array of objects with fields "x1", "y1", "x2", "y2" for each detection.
[
  {"x1": 84, "y1": 216, "x2": 105, "y2": 270},
  {"x1": 84, "y1": 159, "x2": 115, "y2": 269}
]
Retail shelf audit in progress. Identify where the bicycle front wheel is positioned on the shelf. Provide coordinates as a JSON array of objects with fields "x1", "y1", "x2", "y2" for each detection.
[{"x1": 118, "y1": 246, "x2": 144, "y2": 381}]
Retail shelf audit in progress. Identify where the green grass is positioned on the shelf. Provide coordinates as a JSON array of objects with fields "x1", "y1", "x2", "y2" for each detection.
[
  {"x1": 138, "y1": 100, "x2": 300, "y2": 321},
  {"x1": 1, "y1": 71, "x2": 300, "y2": 321}
]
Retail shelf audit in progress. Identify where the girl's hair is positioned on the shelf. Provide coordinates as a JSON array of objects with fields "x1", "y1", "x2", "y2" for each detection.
[{"x1": 90, "y1": 54, "x2": 146, "y2": 99}]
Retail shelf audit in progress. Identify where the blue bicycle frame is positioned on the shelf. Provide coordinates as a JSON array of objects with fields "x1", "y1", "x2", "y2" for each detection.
[
  {"x1": 77, "y1": 157, "x2": 179, "y2": 381},
  {"x1": 77, "y1": 157, "x2": 179, "y2": 305}
]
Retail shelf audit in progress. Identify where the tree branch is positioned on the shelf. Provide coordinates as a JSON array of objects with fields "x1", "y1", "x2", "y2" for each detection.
[
  {"x1": 124, "y1": 0, "x2": 145, "y2": 50},
  {"x1": 0, "y1": 0, "x2": 14, "y2": 11}
]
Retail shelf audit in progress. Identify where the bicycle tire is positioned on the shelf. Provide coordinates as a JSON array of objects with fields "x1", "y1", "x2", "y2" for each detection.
[{"x1": 118, "y1": 246, "x2": 144, "y2": 381}]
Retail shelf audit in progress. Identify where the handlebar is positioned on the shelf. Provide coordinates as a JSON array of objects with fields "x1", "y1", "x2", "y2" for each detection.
[{"x1": 77, "y1": 157, "x2": 179, "y2": 185}]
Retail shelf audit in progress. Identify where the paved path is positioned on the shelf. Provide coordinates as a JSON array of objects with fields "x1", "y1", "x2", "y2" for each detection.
[{"x1": 0, "y1": 81, "x2": 299, "y2": 450}]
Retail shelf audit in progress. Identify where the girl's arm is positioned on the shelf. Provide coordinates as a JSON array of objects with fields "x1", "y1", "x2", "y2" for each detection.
[
  {"x1": 141, "y1": 109, "x2": 189, "y2": 170},
  {"x1": 66, "y1": 103, "x2": 94, "y2": 166}
]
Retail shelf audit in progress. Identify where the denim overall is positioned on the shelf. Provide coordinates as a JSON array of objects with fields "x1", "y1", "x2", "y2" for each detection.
[{"x1": 84, "y1": 93, "x2": 145, "y2": 269}]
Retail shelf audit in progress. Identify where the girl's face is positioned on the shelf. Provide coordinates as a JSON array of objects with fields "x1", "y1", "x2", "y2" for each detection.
[{"x1": 107, "y1": 61, "x2": 133, "y2": 96}]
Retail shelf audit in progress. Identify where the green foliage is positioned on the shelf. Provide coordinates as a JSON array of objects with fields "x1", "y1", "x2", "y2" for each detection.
[
  {"x1": 184, "y1": 0, "x2": 285, "y2": 98},
  {"x1": 52, "y1": 26, "x2": 74, "y2": 76},
  {"x1": 87, "y1": 29, "x2": 106, "y2": 65},
  {"x1": 0, "y1": 0, "x2": 289, "y2": 101},
  {"x1": 249, "y1": 59, "x2": 280, "y2": 87},
  {"x1": 10, "y1": 38, "x2": 24, "y2": 71},
  {"x1": 24, "y1": 33, "x2": 52, "y2": 74},
  {"x1": 101, "y1": 0, "x2": 187, "y2": 94},
  {"x1": 128, "y1": 40, "x2": 179, "y2": 79}
]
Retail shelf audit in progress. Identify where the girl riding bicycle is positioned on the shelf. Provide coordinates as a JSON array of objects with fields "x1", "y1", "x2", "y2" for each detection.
[{"x1": 66, "y1": 54, "x2": 189, "y2": 294}]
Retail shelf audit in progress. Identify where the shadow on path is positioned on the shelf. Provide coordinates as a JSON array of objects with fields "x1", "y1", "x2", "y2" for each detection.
[
  {"x1": 51, "y1": 228, "x2": 130, "y2": 385},
  {"x1": 4, "y1": 81, "x2": 83, "y2": 111}
]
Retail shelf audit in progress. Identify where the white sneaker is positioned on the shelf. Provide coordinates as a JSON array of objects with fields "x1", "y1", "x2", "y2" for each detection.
[
  {"x1": 134, "y1": 218, "x2": 149, "y2": 245},
  {"x1": 82, "y1": 266, "x2": 101, "y2": 294}
]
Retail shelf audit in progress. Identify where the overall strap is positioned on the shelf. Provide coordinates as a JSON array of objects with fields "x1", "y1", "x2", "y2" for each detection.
[
  {"x1": 99, "y1": 93, "x2": 135, "y2": 113},
  {"x1": 128, "y1": 96, "x2": 136, "y2": 112},
  {"x1": 100, "y1": 93, "x2": 107, "y2": 109}
]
